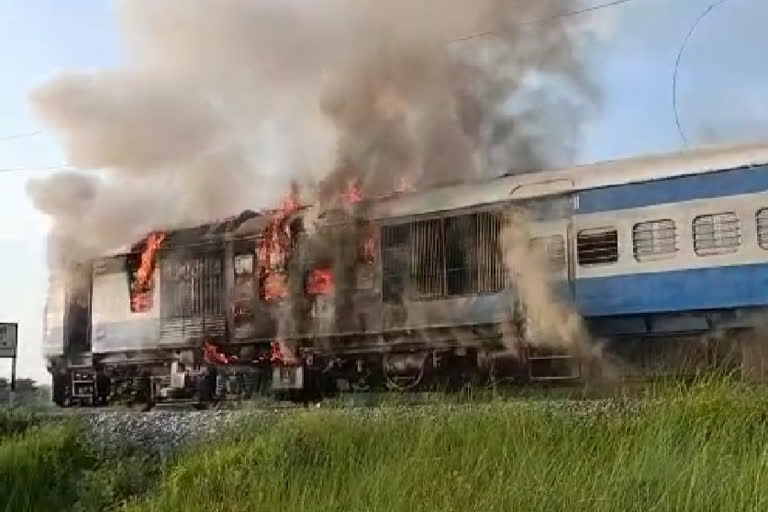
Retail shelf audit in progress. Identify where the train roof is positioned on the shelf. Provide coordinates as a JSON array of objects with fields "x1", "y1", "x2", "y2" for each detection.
[
  {"x1": 104, "y1": 140, "x2": 768, "y2": 257},
  {"x1": 367, "y1": 140, "x2": 768, "y2": 220},
  {"x1": 106, "y1": 210, "x2": 263, "y2": 257}
]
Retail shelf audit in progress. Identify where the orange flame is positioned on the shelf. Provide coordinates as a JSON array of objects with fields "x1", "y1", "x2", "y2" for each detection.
[
  {"x1": 257, "y1": 186, "x2": 301, "y2": 302},
  {"x1": 203, "y1": 339, "x2": 239, "y2": 365},
  {"x1": 340, "y1": 178, "x2": 363, "y2": 204},
  {"x1": 136, "y1": 232, "x2": 166, "y2": 284},
  {"x1": 361, "y1": 235, "x2": 377, "y2": 264},
  {"x1": 262, "y1": 271, "x2": 288, "y2": 301},
  {"x1": 130, "y1": 231, "x2": 166, "y2": 312},
  {"x1": 270, "y1": 339, "x2": 298, "y2": 365},
  {"x1": 130, "y1": 294, "x2": 153, "y2": 312},
  {"x1": 307, "y1": 267, "x2": 334, "y2": 295}
]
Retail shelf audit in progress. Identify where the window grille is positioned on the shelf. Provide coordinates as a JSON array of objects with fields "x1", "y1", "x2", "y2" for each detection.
[
  {"x1": 633, "y1": 219, "x2": 677, "y2": 261},
  {"x1": 409, "y1": 219, "x2": 445, "y2": 298},
  {"x1": 445, "y1": 215, "x2": 475, "y2": 296},
  {"x1": 756, "y1": 209, "x2": 768, "y2": 250},
  {"x1": 474, "y1": 212, "x2": 505, "y2": 293},
  {"x1": 161, "y1": 254, "x2": 224, "y2": 318},
  {"x1": 692, "y1": 212, "x2": 741, "y2": 256},
  {"x1": 381, "y1": 224, "x2": 409, "y2": 304},
  {"x1": 380, "y1": 211, "x2": 506, "y2": 302},
  {"x1": 577, "y1": 227, "x2": 618, "y2": 265}
]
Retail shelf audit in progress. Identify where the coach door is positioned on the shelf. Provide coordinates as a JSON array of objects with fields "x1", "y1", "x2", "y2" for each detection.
[
  {"x1": 527, "y1": 219, "x2": 571, "y2": 299},
  {"x1": 509, "y1": 183, "x2": 578, "y2": 381},
  {"x1": 523, "y1": 215, "x2": 581, "y2": 381},
  {"x1": 508, "y1": 181, "x2": 575, "y2": 300}
]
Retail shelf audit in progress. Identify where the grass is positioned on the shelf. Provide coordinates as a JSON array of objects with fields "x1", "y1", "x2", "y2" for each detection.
[
  {"x1": 5, "y1": 378, "x2": 768, "y2": 511},
  {"x1": 126, "y1": 379, "x2": 768, "y2": 512},
  {"x1": 0, "y1": 419, "x2": 161, "y2": 512},
  {"x1": 0, "y1": 424, "x2": 87, "y2": 511},
  {"x1": 0, "y1": 409, "x2": 41, "y2": 439}
]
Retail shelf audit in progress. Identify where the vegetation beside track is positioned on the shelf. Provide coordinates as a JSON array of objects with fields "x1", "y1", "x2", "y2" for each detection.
[{"x1": 4, "y1": 378, "x2": 768, "y2": 511}]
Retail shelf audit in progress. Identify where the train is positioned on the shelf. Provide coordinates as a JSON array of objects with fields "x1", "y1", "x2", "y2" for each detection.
[{"x1": 42, "y1": 141, "x2": 768, "y2": 407}]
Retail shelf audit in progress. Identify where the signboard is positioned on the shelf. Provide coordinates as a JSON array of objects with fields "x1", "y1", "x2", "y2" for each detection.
[{"x1": 0, "y1": 323, "x2": 18, "y2": 358}]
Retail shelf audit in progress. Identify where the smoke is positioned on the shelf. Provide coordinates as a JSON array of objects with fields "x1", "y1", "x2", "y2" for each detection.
[
  {"x1": 500, "y1": 208, "x2": 613, "y2": 378},
  {"x1": 27, "y1": 0, "x2": 600, "y2": 269}
]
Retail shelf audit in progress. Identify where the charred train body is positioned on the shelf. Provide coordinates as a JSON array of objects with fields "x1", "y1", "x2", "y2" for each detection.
[{"x1": 44, "y1": 142, "x2": 768, "y2": 406}]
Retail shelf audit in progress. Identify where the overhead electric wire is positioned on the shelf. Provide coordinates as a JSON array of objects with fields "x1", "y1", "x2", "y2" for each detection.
[
  {"x1": 0, "y1": 131, "x2": 64, "y2": 173},
  {"x1": 672, "y1": 0, "x2": 730, "y2": 146},
  {"x1": 0, "y1": 130, "x2": 43, "y2": 142},
  {"x1": 0, "y1": 164, "x2": 73, "y2": 174},
  {"x1": 447, "y1": 0, "x2": 639, "y2": 43}
]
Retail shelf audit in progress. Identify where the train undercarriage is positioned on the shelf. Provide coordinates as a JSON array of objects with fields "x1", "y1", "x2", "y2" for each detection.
[{"x1": 49, "y1": 323, "x2": 760, "y2": 409}]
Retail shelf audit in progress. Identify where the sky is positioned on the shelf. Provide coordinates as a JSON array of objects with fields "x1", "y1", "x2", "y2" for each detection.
[{"x1": 1, "y1": 0, "x2": 767, "y2": 383}]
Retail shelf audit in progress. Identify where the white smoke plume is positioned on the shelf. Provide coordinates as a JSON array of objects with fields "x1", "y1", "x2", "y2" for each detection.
[
  {"x1": 27, "y1": 0, "x2": 601, "y2": 268},
  {"x1": 500, "y1": 208, "x2": 616, "y2": 379},
  {"x1": 501, "y1": 209, "x2": 587, "y2": 345}
]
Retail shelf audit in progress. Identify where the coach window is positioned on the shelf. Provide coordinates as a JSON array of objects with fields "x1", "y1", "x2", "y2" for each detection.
[
  {"x1": 410, "y1": 219, "x2": 445, "y2": 298},
  {"x1": 381, "y1": 224, "x2": 410, "y2": 304},
  {"x1": 756, "y1": 209, "x2": 768, "y2": 249},
  {"x1": 234, "y1": 253, "x2": 254, "y2": 276},
  {"x1": 693, "y1": 212, "x2": 741, "y2": 256},
  {"x1": 633, "y1": 219, "x2": 677, "y2": 262},
  {"x1": 531, "y1": 235, "x2": 566, "y2": 271},
  {"x1": 577, "y1": 227, "x2": 618, "y2": 266}
]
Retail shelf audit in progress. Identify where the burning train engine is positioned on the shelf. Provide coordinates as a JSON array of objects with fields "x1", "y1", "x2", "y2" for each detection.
[{"x1": 43, "y1": 186, "x2": 578, "y2": 408}]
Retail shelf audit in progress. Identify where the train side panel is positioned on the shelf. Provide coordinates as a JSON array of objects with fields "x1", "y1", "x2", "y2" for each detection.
[
  {"x1": 572, "y1": 168, "x2": 768, "y2": 318},
  {"x1": 91, "y1": 256, "x2": 161, "y2": 354},
  {"x1": 42, "y1": 273, "x2": 66, "y2": 358}
]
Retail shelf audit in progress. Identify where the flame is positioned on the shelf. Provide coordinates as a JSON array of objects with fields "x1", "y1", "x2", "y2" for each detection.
[
  {"x1": 281, "y1": 189, "x2": 300, "y2": 212},
  {"x1": 130, "y1": 231, "x2": 166, "y2": 312},
  {"x1": 307, "y1": 267, "x2": 334, "y2": 295},
  {"x1": 361, "y1": 234, "x2": 377, "y2": 264},
  {"x1": 136, "y1": 232, "x2": 166, "y2": 281},
  {"x1": 395, "y1": 175, "x2": 415, "y2": 193},
  {"x1": 257, "y1": 185, "x2": 301, "y2": 302},
  {"x1": 203, "y1": 339, "x2": 239, "y2": 365},
  {"x1": 270, "y1": 339, "x2": 298, "y2": 365},
  {"x1": 262, "y1": 271, "x2": 288, "y2": 301},
  {"x1": 203, "y1": 339, "x2": 277, "y2": 366},
  {"x1": 340, "y1": 178, "x2": 363, "y2": 204},
  {"x1": 130, "y1": 294, "x2": 153, "y2": 312}
]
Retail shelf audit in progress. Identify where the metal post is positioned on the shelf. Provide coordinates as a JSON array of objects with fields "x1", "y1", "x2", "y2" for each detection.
[{"x1": 9, "y1": 355, "x2": 16, "y2": 407}]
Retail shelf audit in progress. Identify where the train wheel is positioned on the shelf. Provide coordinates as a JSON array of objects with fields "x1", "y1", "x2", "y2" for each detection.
[{"x1": 383, "y1": 352, "x2": 427, "y2": 391}]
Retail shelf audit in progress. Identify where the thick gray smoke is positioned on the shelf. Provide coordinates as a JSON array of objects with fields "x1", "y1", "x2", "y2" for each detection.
[{"x1": 27, "y1": 0, "x2": 600, "y2": 268}]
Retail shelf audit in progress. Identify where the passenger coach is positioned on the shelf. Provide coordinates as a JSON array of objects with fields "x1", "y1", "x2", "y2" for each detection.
[{"x1": 42, "y1": 141, "x2": 768, "y2": 406}]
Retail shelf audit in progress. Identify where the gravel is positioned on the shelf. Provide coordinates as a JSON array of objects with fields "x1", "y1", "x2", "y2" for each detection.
[
  {"x1": 76, "y1": 397, "x2": 650, "y2": 455},
  {"x1": 81, "y1": 410, "x2": 247, "y2": 455}
]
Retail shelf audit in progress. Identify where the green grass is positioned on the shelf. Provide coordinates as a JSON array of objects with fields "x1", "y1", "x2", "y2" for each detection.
[
  {"x1": 0, "y1": 420, "x2": 160, "y2": 512},
  {"x1": 0, "y1": 423, "x2": 88, "y2": 511},
  {"x1": 5, "y1": 379, "x2": 768, "y2": 511},
  {"x1": 126, "y1": 379, "x2": 768, "y2": 512},
  {"x1": 0, "y1": 409, "x2": 43, "y2": 439}
]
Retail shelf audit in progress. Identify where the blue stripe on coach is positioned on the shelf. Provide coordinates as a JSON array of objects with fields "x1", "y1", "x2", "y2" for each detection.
[
  {"x1": 573, "y1": 262, "x2": 768, "y2": 317},
  {"x1": 576, "y1": 164, "x2": 768, "y2": 214}
]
